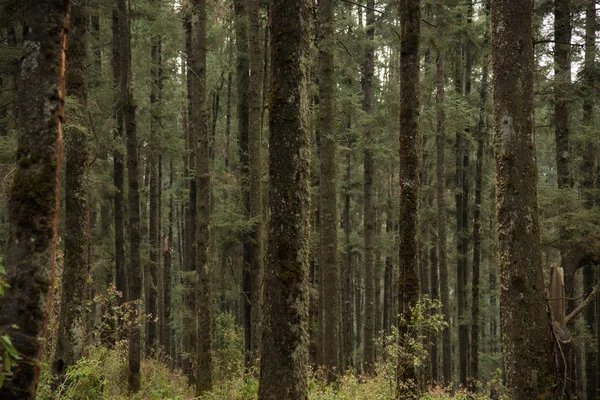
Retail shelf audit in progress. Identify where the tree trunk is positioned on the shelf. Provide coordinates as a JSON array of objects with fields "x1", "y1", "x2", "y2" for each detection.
[
  {"x1": 317, "y1": 0, "x2": 341, "y2": 379},
  {"x1": 117, "y1": 0, "x2": 141, "y2": 392},
  {"x1": 397, "y1": 0, "x2": 421, "y2": 396},
  {"x1": 470, "y1": 0, "x2": 490, "y2": 387},
  {"x1": 233, "y1": 0, "x2": 253, "y2": 367},
  {"x1": 0, "y1": 1, "x2": 69, "y2": 398},
  {"x1": 258, "y1": 0, "x2": 311, "y2": 396},
  {"x1": 435, "y1": 1, "x2": 452, "y2": 383},
  {"x1": 248, "y1": 0, "x2": 264, "y2": 362},
  {"x1": 342, "y1": 119, "x2": 355, "y2": 370},
  {"x1": 112, "y1": 7, "x2": 127, "y2": 307},
  {"x1": 162, "y1": 160, "x2": 173, "y2": 360},
  {"x1": 582, "y1": 1, "x2": 598, "y2": 397},
  {"x1": 492, "y1": 1, "x2": 554, "y2": 397},
  {"x1": 362, "y1": 0, "x2": 376, "y2": 373},
  {"x1": 190, "y1": 0, "x2": 213, "y2": 394},
  {"x1": 147, "y1": 18, "x2": 161, "y2": 358},
  {"x1": 53, "y1": 0, "x2": 90, "y2": 378},
  {"x1": 182, "y1": 12, "x2": 196, "y2": 381}
]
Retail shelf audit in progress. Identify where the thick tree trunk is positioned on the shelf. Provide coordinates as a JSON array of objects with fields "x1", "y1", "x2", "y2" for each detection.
[
  {"x1": 53, "y1": 0, "x2": 90, "y2": 378},
  {"x1": 317, "y1": 0, "x2": 341, "y2": 379},
  {"x1": 492, "y1": 1, "x2": 554, "y2": 398},
  {"x1": 0, "y1": 1, "x2": 69, "y2": 398},
  {"x1": 233, "y1": 0, "x2": 253, "y2": 367},
  {"x1": 117, "y1": 0, "x2": 142, "y2": 392},
  {"x1": 397, "y1": 0, "x2": 421, "y2": 396},
  {"x1": 258, "y1": 0, "x2": 311, "y2": 396},
  {"x1": 190, "y1": 0, "x2": 213, "y2": 394},
  {"x1": 362, "y1": 0, "x2": 376, "y2": 373}
]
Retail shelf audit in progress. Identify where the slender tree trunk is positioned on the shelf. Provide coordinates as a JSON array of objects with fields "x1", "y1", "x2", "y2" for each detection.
[
  {"x1": 162, "y1": 160, "x2": 173, "y2": 360},
  {"x1": 0, "y1": 1, "x2": 69, "y2": 398},
  {"x1": 582, "y1": 2, "x2": 598, "y2": 398},
  {"x1": 112, "y1": 7, "x2": 127, "y2": 307},
  {"x1": 147, "y1": 17, "x2": 162, "y2": 357},
  {"x1": 117, "y1": 0, "x2": 142, "y2": 392},
  {"x1": 435, "y1": 2, "x2": 452, "y2": 381},
  {"x1": 248, "y1": 0, "x2": 264, "y2": 361},
  {"x1": 190, "y1": 0, "x2": 213, "y2": 394},
  {"x1": 362, "y1": 0, "x2": 376, "y2": 373},
  {"x1": 342, "y1": 120, "x2": 355, "y2": 370},
  {"x1": 492, "y1": 1, "x2": 554, "y2": 397},
  {"x1": 470, "y1": 0, "x2": 489, "y2": 387},
  {"x1": 182, "y1": 12, "x2": 196, "y2": 381},
  {"x1": 233, "y1": 0, "x2": 253, "y2": 366},
  {"x1": 53, "y1": 0, "x2": 90, "y2": 378},
  {"x1": 317, "y1": 0, "x2": 341, "y2": 379},
  {"x1": 397, "y1": 0, "x2": 421, "y2": 396},
  {"x1": 258, "y1": 0, "x2": 311, "y2": 396},
  {"x1": 455, "y1": 4, "x2": 470, "y2": 384}
]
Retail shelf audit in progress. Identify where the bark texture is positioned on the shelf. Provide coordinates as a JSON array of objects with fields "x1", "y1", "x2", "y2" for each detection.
[
  {"x1": 492, "y1": 1, "x2": 554, "y2": 398},
  {"x1": 258, "y1": 0, "x2": 311, "y2": 397},
  {"x1": 397, "y1": 0, "x2": 421, "y2": 396},
  {"x1": 435, "y1": 12, "x2": 452, "y2": 382},
  {"x1": 0, "y1": 1, "x2": 69, "y2": 398},
  {"x1": 53, "y1": 0, "x2": 89, "y2": 378},
  {"x1": 191, "y1": 0, "x2": 213, "y2": 394},
  {"x1": 317, "y1": 0, "x2": 340, "y2": 379},
  {"x1": 362, "y1": 0, "x2": 376, "y2": 373},
  {"x1": 117, "y1": 0, "x2": 141, "y2": 392}
]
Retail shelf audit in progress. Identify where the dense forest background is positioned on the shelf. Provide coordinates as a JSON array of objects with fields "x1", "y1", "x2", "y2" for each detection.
[{"x1": 0, "y1": 0, "x2": 598, "y2": 399}]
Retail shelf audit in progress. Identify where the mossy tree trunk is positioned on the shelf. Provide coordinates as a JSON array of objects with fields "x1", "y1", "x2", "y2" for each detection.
[
  {"x1": 317, "y1": 0, "x2": 340, "y2": 380},
  {"x1": 0, "y1": 1, "x2": 69, "y2": 398},
  {"x1": 362, "y1": 0, "x2": 376, "y2": 374},
  {"x1": 182, "y1": 11, "x2": 196, "y2": 381},
  {"x1": 582, "y1": 1, "x2": 598, "y2": 397},
  {"x1": 342, "y1": 118, "x2": 355, "y2": 370},
  {"x1": 470, "y1": 0, "x2": 490, "y2": 386},
  {"x1": 397, "y1": 0, "x2": 421, "y2": 396},
  {"x1": 258, "y1": 0, "x2": 311, "y2": 396},
  {"x1": 191, "y1": 0, "x2": 213, "y2": 394},
  {"x1": 117, "y1": 0, "x2": 142, "y2": 393},
  {"x1": 248, "y1": 0, "x2": 264, "y2": 363},
  {"x1": 112, "y1": 6, "x2": 127, "y2": 307},
  {"x1": 492, "y1": 1, "x2": 554, "y2": 398},
  {"x1": 53, "y1": 0, "x2": 90, "y2": 379}
]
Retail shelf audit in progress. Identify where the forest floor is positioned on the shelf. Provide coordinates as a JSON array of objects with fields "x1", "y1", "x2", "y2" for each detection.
[{"x1": 36, "y1": 343, "x2": 501, "y2": 400}]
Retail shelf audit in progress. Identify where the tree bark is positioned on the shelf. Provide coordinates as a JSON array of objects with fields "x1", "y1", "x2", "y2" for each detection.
[
  {"x1": 435, "y1": 1, "x2": 452, "y2": 384},
  {"x1": 342, "y1": 117, "x2": 355, "y2": 370},
  {"x1": 492, "y1": 1, "x2": 554, "y2": 398},
  {"x1": 147, "y1": 12, "x2": 162, "y2": 357},
  {"x1": 0, "y1": 1, "x2": 69, "y2": 398},
  {"x1": 582, "y1": 1, "x2": 598, "y2": 398},
  {"x1": 317, "y1": 0, "x2": 341, "y2": 379},
  {"x1": 258, "y1": 0, "x2": 311, "y2": 396},
  {"x1": 248, "y1": 0, "x2": 264, "y2": 362},
  {"x1": 182, "y1": 11, "x2": 196, "y2": 381},
  {"x1": 362, "y1": 0, "x2": 376, "y2": 373},
  {"x1": 53, "y1": 0, "x2": 90, "y2": 378},
  {"x1": 190, "y1": 0, "x2": 213, "y2": 394},
  {"x1": 397, "y1": 0, "x2": 421, "y2": 396},
  {"x1": 470, "y1": 0, "x2": 490, "y2": 387},
  {"x1": 117, "y1": 0, "x2": 141, "y2": 392}
]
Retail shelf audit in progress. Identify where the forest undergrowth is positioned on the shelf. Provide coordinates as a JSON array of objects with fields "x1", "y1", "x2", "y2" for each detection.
[{"x1": 36, "y1": 313, "x2": 504, "y2": 400}]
